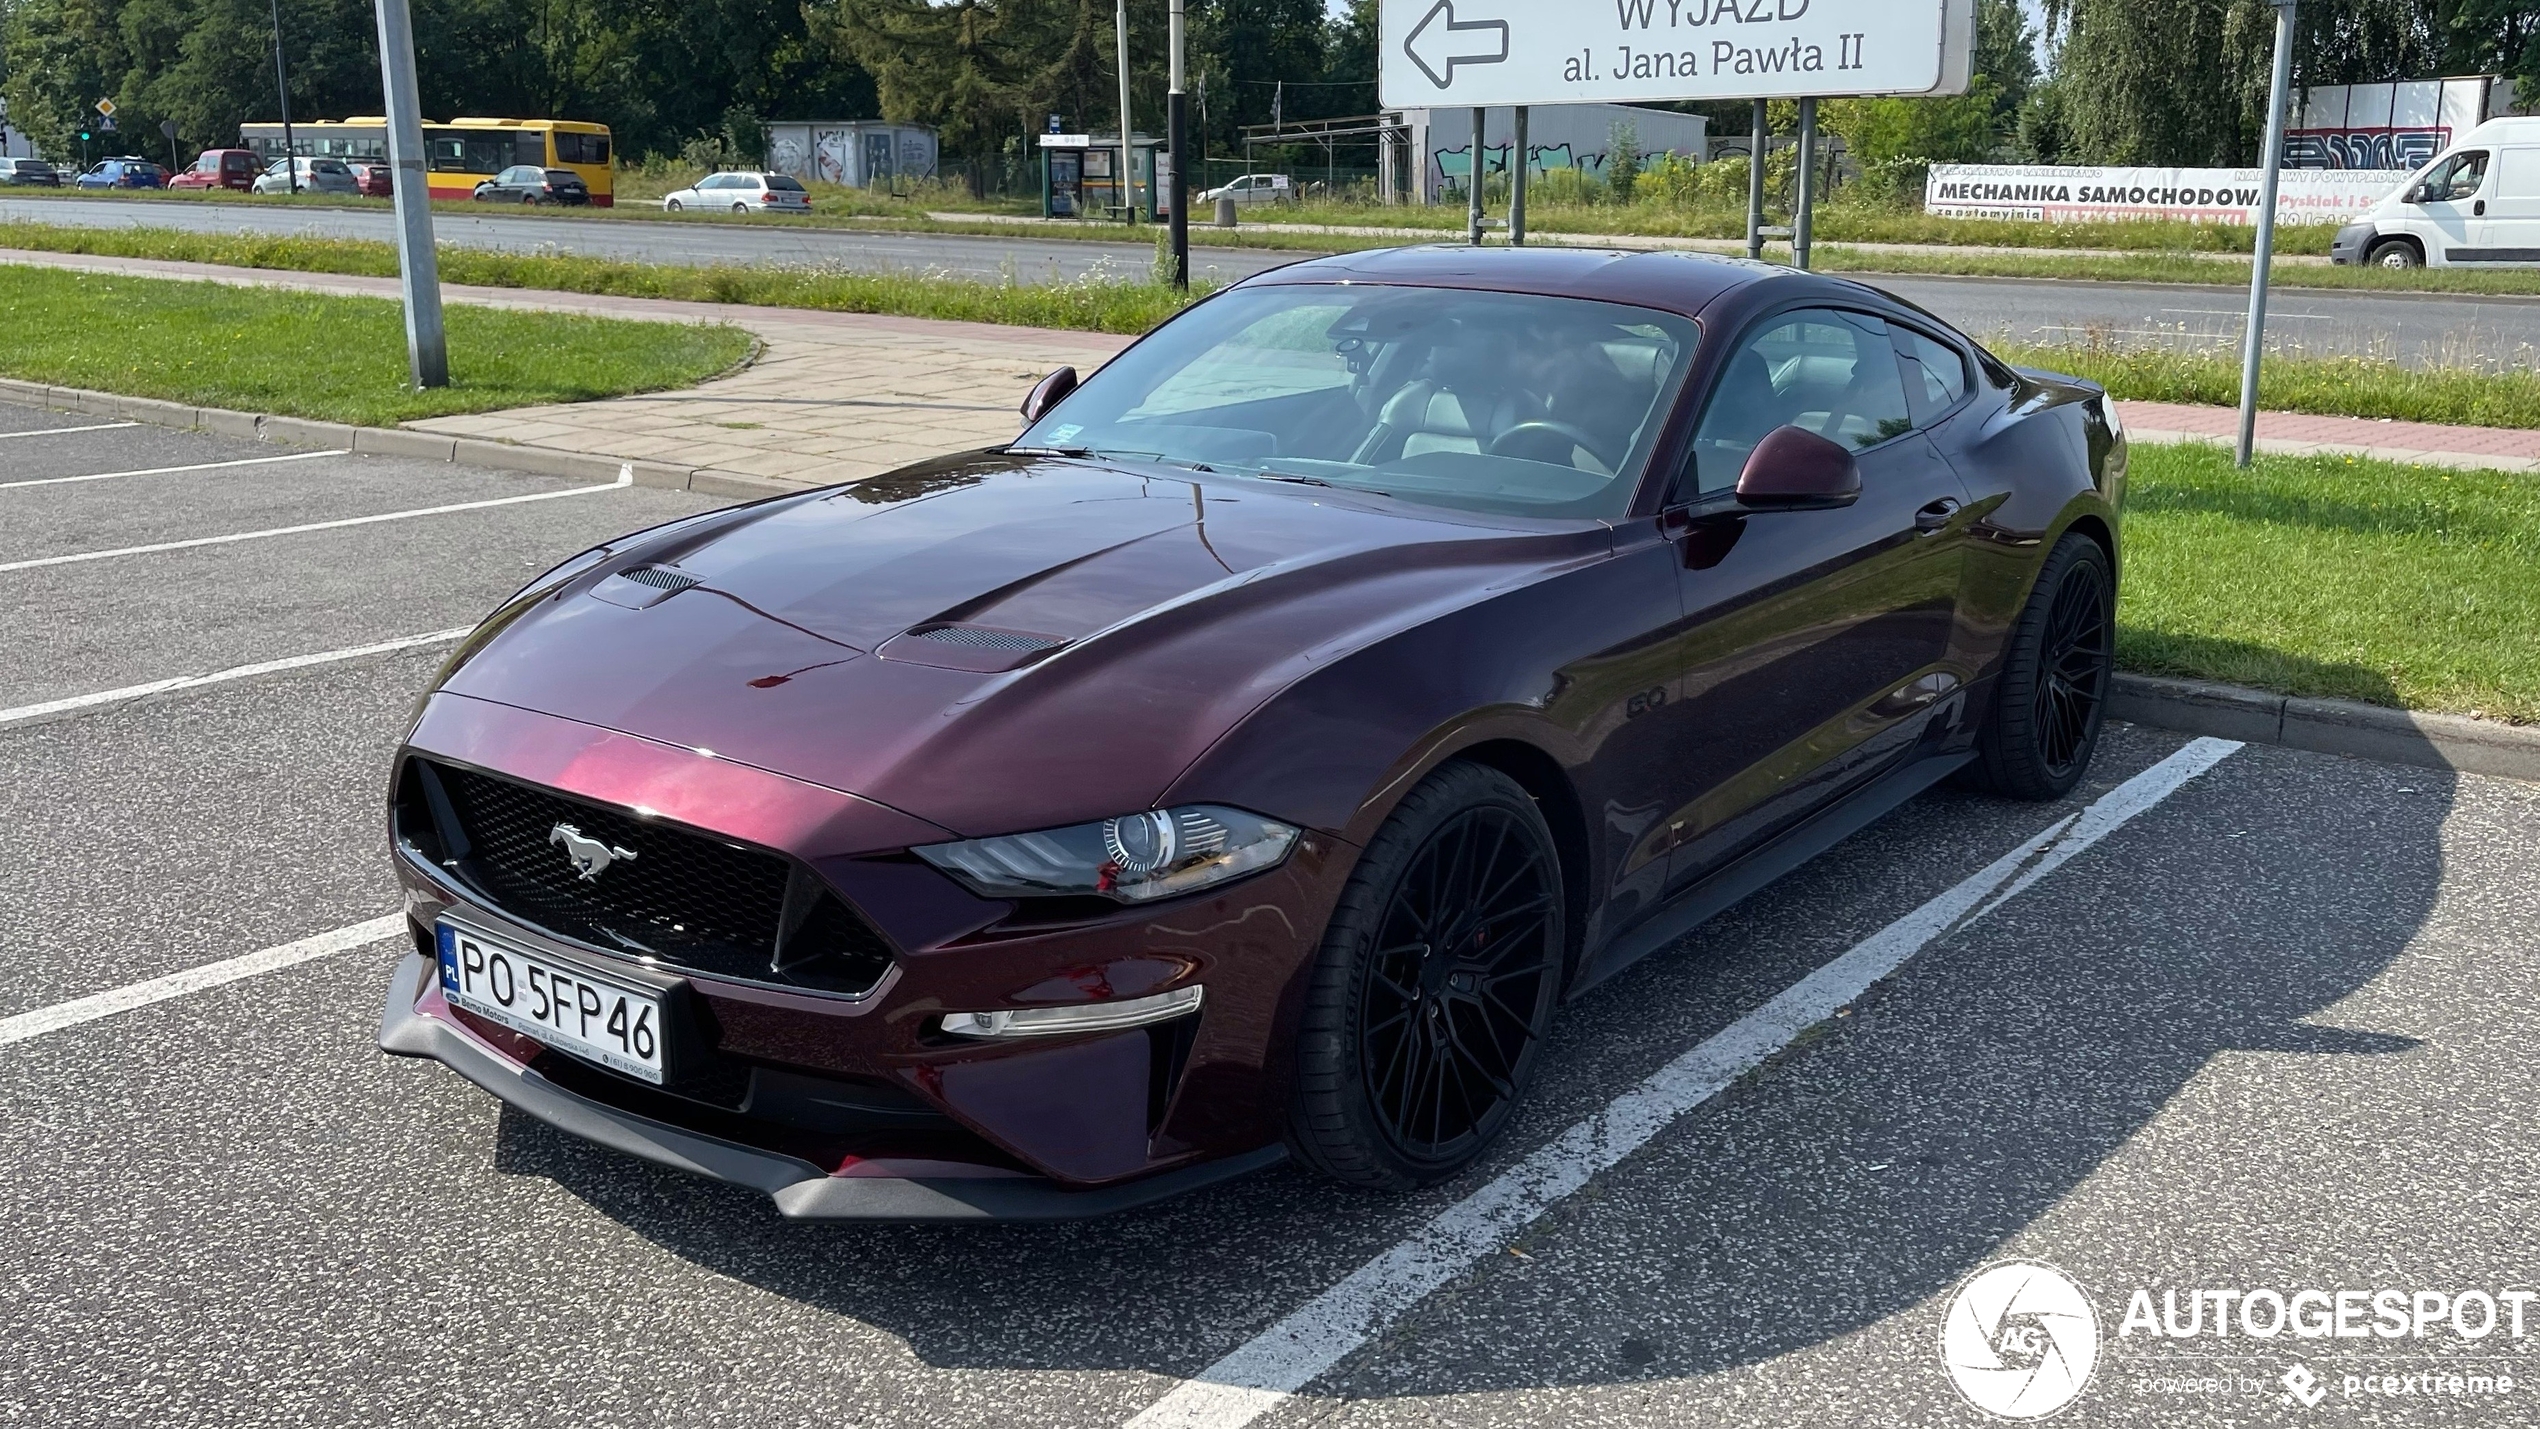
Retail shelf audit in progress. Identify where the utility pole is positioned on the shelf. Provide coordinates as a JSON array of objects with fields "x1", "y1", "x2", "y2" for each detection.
[
  {"x1": 1467, "y1": 107, "x2": 1485, "y2": 245},
  {"x1": 1115, "y1": 0, "x2": 1136, "y2": 221},
  {"x1": 1509, "y1": 106, "x2": 1528, "y2": 246},
  {"x1": 270, "y1": 0, "x2": 298, "y2": 192},
  {"x1": 373, "y1": 0, "x2": 446, "y2": 387},
  {"x1": 1792, "y1": 97, "x2": 1818, "y2": 271},
  {"x1": 1744, "y1": 99, "x2": 1766, "y2": 262},
  {"x1": 1167, "y1": 0, "x2": 1188, "y2": 286},
  {"x1": 2238, "y1": 0, "x2": 2298, "y2": 468}
]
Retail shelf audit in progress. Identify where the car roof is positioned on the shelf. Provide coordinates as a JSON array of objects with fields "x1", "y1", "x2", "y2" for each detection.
[{"x1": 1238, "y1": 245, "x2": 1818, "y2": 322}]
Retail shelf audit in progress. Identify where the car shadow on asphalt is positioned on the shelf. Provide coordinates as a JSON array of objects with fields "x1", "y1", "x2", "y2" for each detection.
[{"x1": 488, "y1": 732, "x2": 2451, "y2": 1398}]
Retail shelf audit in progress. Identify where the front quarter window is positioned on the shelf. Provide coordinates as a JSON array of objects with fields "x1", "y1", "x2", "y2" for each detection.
[{"x1": 1017, "y1": 284, "x2": 1697, "y2": 520}]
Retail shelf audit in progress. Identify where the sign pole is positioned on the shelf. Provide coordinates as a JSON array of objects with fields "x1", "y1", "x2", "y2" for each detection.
[
  {"x1": 269, "y1": 0, "x2": 298, "y2": 193},
  {"x1": 2237, "y1": 0, "x2": 2297, "y2": 469},
  {"x1": 1793, "y1": 96, "x2": 1818, "y2": 271},
  {"x1": 1167, "y1": 0, "x2": 1188, "y2": 286},
  {"x1": 1467, "y1": 106, "x2": 1486, "y2": 245},
  {"x1": 1114, "y1": 0, "x2": 1136, "y2": 221},
  {"x1": 373, "y1": 0, "x2": 446, "y2": 388},
  {"x1": 1745, "y1": 100, "x2": 1766, "y2": 262},
  {"x1": 1509, "y1": 106, "x2": 1528, "y2": 246}
]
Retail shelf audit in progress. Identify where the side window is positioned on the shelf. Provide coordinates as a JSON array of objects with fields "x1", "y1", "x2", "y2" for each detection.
[
  {"x1": 1894, "y1": 327, "x2": 1970, "y2": 424},
  {"x1": 2422, "y1": 150, "x2": 2489, "y2": 202},
  {"x1": 1679, "y1": 309, "x2": 1914, "y2": 497}
]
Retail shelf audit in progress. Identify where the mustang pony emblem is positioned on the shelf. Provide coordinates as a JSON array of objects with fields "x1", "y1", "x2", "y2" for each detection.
[{"x1": 549, "y1": 823, "x2": 637, "y2": 881}]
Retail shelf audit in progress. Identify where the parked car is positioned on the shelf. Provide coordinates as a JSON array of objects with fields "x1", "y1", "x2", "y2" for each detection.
[
  {"x1": 350, "y1": 161, "x2": 393, "y2": 198},
  {"x1": 166, "y1": 148, "x2": 262, "y2": 192},
  {"x1": 0, "y1": 156, "x2": 61, "y2": 187},
  {"x1": 660, "y1": 171, "x2": 810, "y2": 214},
  {"x1": 472, "y1": 165, "x2": 589, "y2": 205},
  {"x1": 74, "y1": 158, "x2": 165, "y2": 190},
  {"x1": 1200, "y1": 172, "x2": 1292, "y2": 206},
  {"x1": 250, "y1": 157, "x2": 359, "y2": 196},
  {"x1": 377, "y1": 245, "x2": 2127, "y2": 1220},
  {"x1": 2332, "y1": 115, "x2": 2540, "y2": 268}
]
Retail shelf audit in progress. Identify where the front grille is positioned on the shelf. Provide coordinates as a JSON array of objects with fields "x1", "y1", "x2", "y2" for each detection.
[
  {"x1": 910, "y1": 625, "x2": 1062, "y2": 653},
  {"x1": 406, "y1": 761, "x2": 894, "y2": 997}
]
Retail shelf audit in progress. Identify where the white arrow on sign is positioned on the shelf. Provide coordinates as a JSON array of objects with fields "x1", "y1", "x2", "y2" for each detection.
[{"x1": 1403, "y1": 0, "x2": 1509, "y2": 89}]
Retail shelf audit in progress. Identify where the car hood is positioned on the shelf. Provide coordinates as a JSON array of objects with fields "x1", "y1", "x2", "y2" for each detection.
[{"x1": 436, "y1": 452, "x2": 1610, "y2": 837}]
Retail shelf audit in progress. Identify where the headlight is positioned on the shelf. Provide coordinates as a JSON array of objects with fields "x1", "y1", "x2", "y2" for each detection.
[{"x1": 915, "y1": 805, "x2": 1300, "y2": 903}]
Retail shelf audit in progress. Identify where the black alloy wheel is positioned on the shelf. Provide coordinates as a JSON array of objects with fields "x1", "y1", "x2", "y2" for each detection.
[
  {"x1": 1967, "y1": 531, "x2": 2116, "y2": 801},
  {"x1": 1291, "y1": 762, "x2": 1565, "y2": 1190}
]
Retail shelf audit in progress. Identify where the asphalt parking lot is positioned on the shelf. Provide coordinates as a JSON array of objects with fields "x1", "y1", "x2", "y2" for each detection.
[{"x1": 4, "y1": 401, "x2": 2536, "y2": 1427}]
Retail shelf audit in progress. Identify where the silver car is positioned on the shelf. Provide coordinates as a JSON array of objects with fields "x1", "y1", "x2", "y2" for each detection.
[
  {"x1": 251, "y1": 157, "x2": 360, "y2": 196},
  {"x1": 660, "y1": 171, "x2": 812, "y2": 214}
]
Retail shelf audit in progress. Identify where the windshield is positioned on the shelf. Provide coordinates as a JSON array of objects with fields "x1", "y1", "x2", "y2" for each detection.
[{"x1": 1016, "y1": 283, "x2": 1698, "y2": 520}]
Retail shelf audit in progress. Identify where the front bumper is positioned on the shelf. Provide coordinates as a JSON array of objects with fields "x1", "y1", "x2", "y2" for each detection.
[
  {"x1": 2329, "y1": 221, "x2": 2375, "y2": 266},
  {"x1": 379, "y1": 952, "x2": 1284, "y2": 1218}
]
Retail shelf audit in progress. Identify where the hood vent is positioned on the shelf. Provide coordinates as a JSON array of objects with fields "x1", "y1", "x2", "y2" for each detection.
[
  {"x1": 909, "y1": 625, "x2": 1062, "y2": 653},
  {"x1": 621, "y1": 566, "x2": 702, "y2": 592}
]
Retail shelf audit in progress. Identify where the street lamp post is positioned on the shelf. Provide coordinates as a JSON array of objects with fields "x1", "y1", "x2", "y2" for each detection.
[
  {"x1": 1168, "y1": 0, "x2": 1188, "y2": 286},
  {"x1": 269, "y1": 0, "x2": 298, "y2": 193},
  {"x1": 2237, "y1": 0, "x2": 2298, "y2": 468},
  {"x1": 373, "y1": 0, "x2": 446, "y2": 387},
  {"x1": 1114, "y1": 0, "x2": 1136, "y2": 222}
]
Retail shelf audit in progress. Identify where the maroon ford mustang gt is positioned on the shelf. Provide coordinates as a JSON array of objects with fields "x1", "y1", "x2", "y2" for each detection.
[{"x1": 378, "y1": 247, "x2": 2125, "y2": 1219}]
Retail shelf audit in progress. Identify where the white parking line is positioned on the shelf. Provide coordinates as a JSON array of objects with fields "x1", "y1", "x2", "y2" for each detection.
[
  {"x1": 1123, "y1": 737, "x2": 2245, "y2": 1429},
  {"x1": 0, "y1": 916, "x2": 405, "y2": 1049},
  {"x1": 0, "y1": 627, "x2": 473, "y2": 730},
  {"x1": 0, "y1": 449, "x2": 340, "y2": 491},
  {"x1": 0, "y1": 464, "x2": 633, "y2": 573},
  {"x1": 0, "y1": 421, "x2": 138, "y2": 441}
]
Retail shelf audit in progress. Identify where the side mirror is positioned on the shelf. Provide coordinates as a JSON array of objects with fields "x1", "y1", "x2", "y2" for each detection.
[
  {"x1": 1735, "y1": 425, "x2": 1862, "y2": 511},
  {"x1": 1020, "y1": 366, "x2": 1079, "y2": 423}
]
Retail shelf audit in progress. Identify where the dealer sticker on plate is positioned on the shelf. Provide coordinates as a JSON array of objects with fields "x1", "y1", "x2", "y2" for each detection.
[{"x1": 436, "y1": 920, "x2": 667, "y2": 1083}]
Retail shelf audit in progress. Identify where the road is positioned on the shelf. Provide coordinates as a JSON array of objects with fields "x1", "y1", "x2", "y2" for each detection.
[
  {"x1": 4, "y1": 194, "x2": 2535, "y2": 368},
  {"x1": 5, "y1": 405, "x2": 2536, "y2": 1427}
]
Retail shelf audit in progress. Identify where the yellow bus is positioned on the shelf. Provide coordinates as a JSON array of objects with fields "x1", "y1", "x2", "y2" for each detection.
[{"x1": 237, "y1": 117, "x2": 616, "y2": 205}]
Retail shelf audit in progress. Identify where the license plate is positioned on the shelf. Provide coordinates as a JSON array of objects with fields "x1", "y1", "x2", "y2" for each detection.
[{"x1": 436, "y1": 921, "x2": 667, "y2": 1083}]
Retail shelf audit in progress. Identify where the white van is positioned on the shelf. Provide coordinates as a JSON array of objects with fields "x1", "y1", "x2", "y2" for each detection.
[{"x1": 2330, "y1": 116, "x2": 2540, "y2": 268}]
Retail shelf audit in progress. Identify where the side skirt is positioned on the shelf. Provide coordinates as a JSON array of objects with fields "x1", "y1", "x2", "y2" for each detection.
[{"x1": 1567, "y1": 749, "x2": 1975, "y2": 997}]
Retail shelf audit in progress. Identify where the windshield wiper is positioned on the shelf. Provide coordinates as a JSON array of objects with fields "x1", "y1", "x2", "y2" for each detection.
[
  {"x1": 1252, "y1": 472, "x2": 1336, "y2": 488},
  {"x1": 1008, "y1": 444, "x2": 1092, "y2": 457}
]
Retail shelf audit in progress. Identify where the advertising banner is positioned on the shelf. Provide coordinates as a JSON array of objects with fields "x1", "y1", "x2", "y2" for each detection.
[{"x1": 1925, "y1": 164, "x2": 2414, "y2": 226}]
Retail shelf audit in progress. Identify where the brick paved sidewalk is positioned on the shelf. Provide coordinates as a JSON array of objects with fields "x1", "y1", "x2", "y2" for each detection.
[{"x1": 3, "y1": 246, "x2": 2531, "y2": 489}]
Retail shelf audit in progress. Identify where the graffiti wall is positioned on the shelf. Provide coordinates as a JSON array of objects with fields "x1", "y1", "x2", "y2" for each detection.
[
  {"x1": 1411, "y1": 103, "x2": 1704, "y2": 199},
  {"x1": 2285, "y1": 78, "x2": 2510, "y2": 171}
]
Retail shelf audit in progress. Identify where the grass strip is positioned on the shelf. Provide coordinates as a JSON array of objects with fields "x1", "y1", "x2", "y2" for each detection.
[
  {"x1": 0, "y1": 263, "x2": 754, "y2": 427},
  {"x1": 2120, "y1": 443, "x2": 2540, "y2": 723},
  {"x1": 1992, "y1": 339, "x2": 2540, "y2": 430},
  {"x1": 0, "y1": 220, "x2": 1193, "y2": 334},
  {"x1": 10, "y1": 220, "x2": 2539, "y2": 430}
]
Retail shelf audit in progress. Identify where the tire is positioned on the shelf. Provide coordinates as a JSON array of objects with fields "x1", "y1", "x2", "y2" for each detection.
[
  {"x1": 1965, "y1": 531, "x2": 2116, "y2": 801},
  {"x1": 522, "y1": 192, "x2": 537, "y2": 205},
  {"x1": 733, "y1": 202, "x2": 750, "y2": 215},
  {"x1": 1290, "y1": 762, "x2": 1565, "y2": 1190},
  {"x1": 2368, "y1": 238, "x2": 2423, "y2": 269},
  {"x1": 665, "y1": 199, "x2": 683, "y2": 212}
]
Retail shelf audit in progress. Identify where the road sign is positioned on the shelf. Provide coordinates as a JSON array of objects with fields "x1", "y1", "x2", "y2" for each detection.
[
  {"x1": 1378, "y1": 0, "x2": 1974, "y2": 109},
  {"x1": 94, "y1": 97, "x2": 116, "y2": 117},
  {"x1": 99, "y1": 115, "x2": 118, "y2": 133}
]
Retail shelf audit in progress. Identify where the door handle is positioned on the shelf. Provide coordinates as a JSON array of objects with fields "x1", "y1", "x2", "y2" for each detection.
[
  {"x1": 2477, "y1": 199, "x2": 2488, "y2": 217},
  {"x1": 1914, "y1": 497, "x2": 1963, "y2": 533}
]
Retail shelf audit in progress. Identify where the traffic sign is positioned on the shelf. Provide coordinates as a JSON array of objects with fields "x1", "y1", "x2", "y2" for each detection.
[
  {"x1": 1378, "y1": 0, "x2": 1974, "y2": 109},
  {"x1": 99, "y1": 115, "x2": 118, "y2": 133},
  {"x1": 94, "y1": 97, "x2": 116, "y2": 117}
]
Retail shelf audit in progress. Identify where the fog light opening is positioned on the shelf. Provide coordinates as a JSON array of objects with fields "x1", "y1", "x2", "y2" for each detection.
[{"x1": 941, "y1": 985, "x2": 1204, "y2": 1039}]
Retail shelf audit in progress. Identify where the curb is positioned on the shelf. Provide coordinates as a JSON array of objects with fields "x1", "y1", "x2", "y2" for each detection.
[
  {"x1": 2112, "y1": 674, "x2": 2540, "y2": 783},
  {"x1": 0, "y1": 377, "x2": 803, "y2": 500}
]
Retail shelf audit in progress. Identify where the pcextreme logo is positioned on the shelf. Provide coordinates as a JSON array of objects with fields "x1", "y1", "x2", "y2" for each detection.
[{"x1": 1940, "y1": 1260, "x2": 2102, "y2": 1420}]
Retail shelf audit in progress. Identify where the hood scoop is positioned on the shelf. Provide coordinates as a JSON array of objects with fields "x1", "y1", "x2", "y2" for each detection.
[
  {"x1": 877, "y1": 623, "x2": 1069, "y2": 673},
  {"x1": 589, "y1": 565, "x2": 702, "y2": 610}
]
